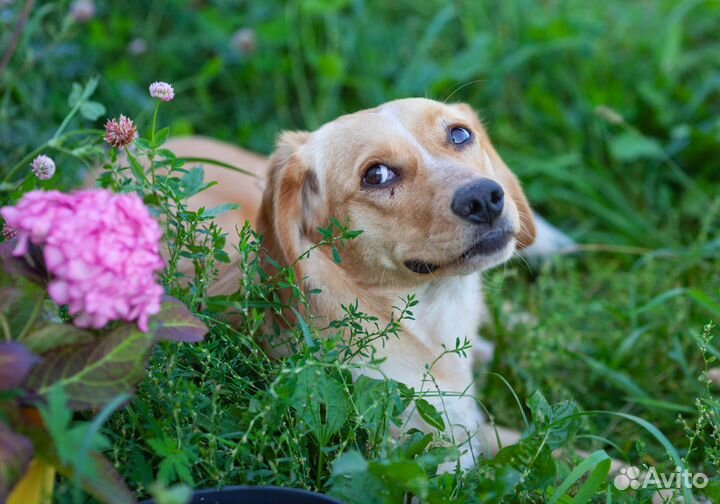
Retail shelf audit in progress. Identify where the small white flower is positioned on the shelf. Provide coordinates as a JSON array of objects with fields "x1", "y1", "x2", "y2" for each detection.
[
  {"x1": 149, "y1": 81, "x2": 175, "y2": 102},
  {"x1": 128, "y1": 38, "x2": 147, "y2": 56},
  {"x1": 69, "y1": 0, "x2": 95, "y2": 23},
  {"x1": 231, "y1": 28, "x2": 256, "y2": 55},
  {"x1": 31, "y1": 155, "x2": 56, "y2": 180}
]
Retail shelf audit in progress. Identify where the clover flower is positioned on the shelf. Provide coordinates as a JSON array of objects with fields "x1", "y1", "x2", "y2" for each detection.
[
  {"x1": 0, "y1": 190, "x2": 165, "y2": 331},
  {"x1": 231, "y1": 28, "x2": 256, "y2": 55},
  {"x1": 31, "y1": 155, "x2": 56, "y2": 180},
  {"x1": 104, "y1": 115, "x2": 138, "y2": 149},
  {"x1": 69, "y1": 0, "x2": 95, "y2": 22},
  {"x1": 128, "y1": 38, "x2": 147, "y2": 56},
  {"x1": 149, "y1": 81, "x2": 175, "y2": 102}
]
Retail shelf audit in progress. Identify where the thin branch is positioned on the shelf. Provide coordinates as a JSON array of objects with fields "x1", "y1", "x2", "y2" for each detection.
[{"x1": 0, "y1": 0, "x2": 36, "y2": 76}]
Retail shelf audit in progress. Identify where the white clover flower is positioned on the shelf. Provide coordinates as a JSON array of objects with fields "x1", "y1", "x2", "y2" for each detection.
[
  {"x1": 31, "y1": 155, "x2": 56, "y2": 180},
  {"x1": 231, "y1": 28, "x2": 256, "y2": 55},
  {"x1": 149, "y1": 81, "x2": 175, "y2": 102},
  {"x1": 69, "y1": 0, "x2": 95, "y2": 22}
]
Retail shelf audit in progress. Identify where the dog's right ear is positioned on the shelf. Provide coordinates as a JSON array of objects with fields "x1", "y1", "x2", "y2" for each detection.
[{"x1": 258, "y1": 130, "x2": 321, "y2": 267}]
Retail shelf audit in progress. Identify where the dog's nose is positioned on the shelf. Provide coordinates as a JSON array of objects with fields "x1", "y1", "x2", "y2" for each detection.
[{"x1": 451, "y1": 179, "x2": 505, "y2": 225}]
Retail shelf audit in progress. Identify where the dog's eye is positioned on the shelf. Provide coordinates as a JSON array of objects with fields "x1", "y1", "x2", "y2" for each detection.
[
  {"x1": 450, "y1": 127, "x2": 472, "y2": 145},
  {"x1": 363, "y1": 164, "x2": 397, "y2": 186}
]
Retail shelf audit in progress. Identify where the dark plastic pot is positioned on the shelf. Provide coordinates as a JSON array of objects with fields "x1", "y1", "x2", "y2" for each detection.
[{"x1": 142, "y1": 486, "x2": 344, "y2": 504}]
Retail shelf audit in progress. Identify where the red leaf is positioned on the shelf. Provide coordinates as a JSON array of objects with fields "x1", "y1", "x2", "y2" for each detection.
[
  {"x1": 153, "y1": 296, "x2": 208, "y2": 343},
  {"x1": 26, "y1": 325, "x2": 155, "y2": 410},
  {"x1": 0, "y1": 342, "x2": 40, "y2": 391}
]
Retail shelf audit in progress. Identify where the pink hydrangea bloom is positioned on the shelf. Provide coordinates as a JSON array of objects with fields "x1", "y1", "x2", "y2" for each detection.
[{"x1": 0, "y1": 190, "x2": 164, "y2": 332}]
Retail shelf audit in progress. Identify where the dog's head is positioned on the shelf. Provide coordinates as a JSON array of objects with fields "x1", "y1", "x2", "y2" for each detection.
[{"x1": 258, "y1": 98, "x2": 536, "y2": 285}]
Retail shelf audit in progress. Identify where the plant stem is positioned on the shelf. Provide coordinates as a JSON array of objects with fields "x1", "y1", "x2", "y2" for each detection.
[
  {"x1": 3, "y1": 144, "x2": 45, "y2": 183},
  {"x1": 316, "y1": 445, "x2": 324, "y2": 490},
  {"x1": 2, "y1": 130, "x2": 103, "y2": 184},
  {"x1": 150, "y1": 100, "x2": 161, "y2": 185}
]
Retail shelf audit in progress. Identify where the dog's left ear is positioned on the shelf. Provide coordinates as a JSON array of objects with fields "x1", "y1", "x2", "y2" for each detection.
[
  {"x1": 257, "y1": 130, "x2": 322, "y2": 266},
  {"x1": 451, "y1": 103, "x2": 537, "y2": 249}
]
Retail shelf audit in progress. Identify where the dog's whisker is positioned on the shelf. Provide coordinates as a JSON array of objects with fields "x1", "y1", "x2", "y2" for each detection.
[{"x1": 438, "y1": 79, "x2": 487, "y2": 104}]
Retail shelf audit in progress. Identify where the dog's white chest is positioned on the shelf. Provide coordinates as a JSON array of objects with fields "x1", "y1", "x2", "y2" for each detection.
[{"x1": 405, "y1": 273, "x2": 485, "y2": 351}]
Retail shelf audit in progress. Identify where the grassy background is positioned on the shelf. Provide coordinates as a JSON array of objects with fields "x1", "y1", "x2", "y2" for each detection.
[{"x1": 2, "y1": 0, "x2": 719, "y2": 502}]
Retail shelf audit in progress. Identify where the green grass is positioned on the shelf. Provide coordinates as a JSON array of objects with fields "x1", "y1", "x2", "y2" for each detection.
[{"x1": 2, "y1": 0, "x2": 719, "y2": 502}]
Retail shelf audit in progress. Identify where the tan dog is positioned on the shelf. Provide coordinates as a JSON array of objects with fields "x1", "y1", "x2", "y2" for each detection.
[{"x1": 170, "y1": 98, "x2": 535, "y2": 467}]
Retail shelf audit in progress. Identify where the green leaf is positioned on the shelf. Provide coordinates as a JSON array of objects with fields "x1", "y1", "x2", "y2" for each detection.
[
  {"x1": 0, "y1": 287, "x2": 21, "y2": 312},
  {"x1": 153, "y1": 296, "x2": 208, "y2": 343},
  {"x1": 468, "y1": 462, "x2": 523, "y2": 503},
  {"x1": 203, "y1": 203, "x2": 240, "y2": 219},
  {"x1": 545, "y1": 400, "x2": 582, "y2": 450},
  {"x1": 180, "y1": 167, "x2": 210, "y2": 198},
  {"x1": 526, "y1": 392, "x2": 581, "y2": 450},
  {"x1": 20, "y1": 325, "x2": 94, "y2": 354},
  {"x1": 702, "y1": 480, "x2": 720, "y2": 502},
  {"x1": 68, "y1": 83, "x2": 83, "y2": 107},
  {"x1": 80, "y1": 101, "x2": 106, "y2": 121},
  {"x1": 56, "y1": 452, "x2": 136, "y2": 504},
  {"x1": 290, "y1": 307, "x2": 316, "y2": 349},
  {"x1": 415, "y1": 398, "x2": 445, "y2": 431},
  {"x1": 0, "y1": 342, "x2": 40, "y2": 391},
  {"x1": 494, "y1": 434, "x2": 556, "y2": 491},
  {"x1": 548, "y1": 450, "x2": 611, "y2": 504},
  {"x1": 399, "y1": 430, "x2": 433, "y2": 459},
  {"x1": 0, "y1": 423, "x2": 33, "y2": 502},
  {"x1": 154, "y1": 127, "x2": 170, "y2": 148},
  {"x1": 148, "y1": 435, "x2": 197, "y2": 486},
  {"x1": 416, "y1": 446, "x2": 459, "y2": 470},
  {"x1": 528, "y1": 390, "x2": 552, "y2": 426},
  {"x1": 353, "y1": 376, "x2": 402, "y2": 434},
  {"x1": 608, "y1": 131, "x2": 664, "y2": 162},
  {"x1": 26, "y1": 324, "x2": 156, "y2": 410},
  {"x1": 332, "y1": 246, "x2": 342, "y2": 264},
  {"x1": 127, "y1": 154, "x2": 148, "y2": 183},
  {"x1": 289, "y1": 366, "x2": 350, "y2": 443},
  {"x1": 688, "y1": 289, "x2": 720, "y2": 317},
  {"x1": 332, "y1": 451, "x2": 368, "y2": 476},
  {"x1": 368, "y1": 458, "x2": 427, "y2": 496},
  {"x1": 135, "y1": 138, "x2": 152, "y2": 151}
]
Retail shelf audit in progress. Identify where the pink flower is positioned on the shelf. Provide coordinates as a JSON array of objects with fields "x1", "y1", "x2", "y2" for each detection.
[
  {"x1": 0, "y1": 190, "x2": 165, "y2": 332},
  {"x1": 31, "y1": 154, "x2": 56, "y2": 180},
  {"x1": 149, "y1": 81, "x2": 175, "y2": 102},
  {"x1": 104, "y1": 115, "x2": 138, "y2": 149}
]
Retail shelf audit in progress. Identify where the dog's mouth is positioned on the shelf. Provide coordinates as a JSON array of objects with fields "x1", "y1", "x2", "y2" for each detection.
[{"x1": 404, "y1": 228, "x2": 514, "y2": 275}]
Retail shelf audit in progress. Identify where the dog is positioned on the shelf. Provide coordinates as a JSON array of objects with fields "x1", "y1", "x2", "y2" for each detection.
[{"x1": 169, "y1": 98, "x2": 539, "y2": 468}]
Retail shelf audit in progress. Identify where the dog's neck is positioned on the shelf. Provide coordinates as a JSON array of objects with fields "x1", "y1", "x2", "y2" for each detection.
[{"x1": 301, "y1": 249, "x2": 485, "y2": 355}]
